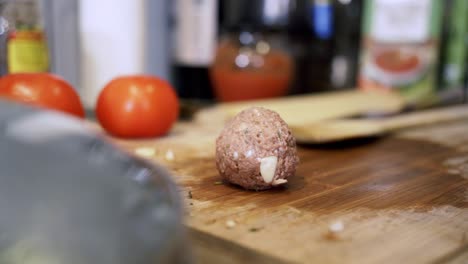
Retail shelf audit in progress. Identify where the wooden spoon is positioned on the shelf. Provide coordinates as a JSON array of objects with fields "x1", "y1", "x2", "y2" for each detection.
[
  {"x1": 219, "y1": 90, "x2": 406, "y2": 127},
  {"x1": 292, "y1": 105, "x2": 468, "y2": 143}
]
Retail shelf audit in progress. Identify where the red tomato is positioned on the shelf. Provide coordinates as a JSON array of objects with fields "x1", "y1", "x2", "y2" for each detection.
[
  {"x1": 0, "y1": 73, "x2": 85, "y2": 118},
  {"x1": 96, "y1": 75, "x2": 179, "y2": 138}
]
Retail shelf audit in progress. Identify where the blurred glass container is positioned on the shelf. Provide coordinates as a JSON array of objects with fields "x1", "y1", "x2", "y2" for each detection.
[
  {"x1": 211, "y1": 31, "x2": 293, "y2": 102},
  {"x1": 2, "y1": 0, "x2": 49, "y2": 73},
  {"x1": 0, "y1": 101, "x2": 189, "y2": 264},
  {"x1": 210, "y1": 0, "x2": 294, "y2": 102}
]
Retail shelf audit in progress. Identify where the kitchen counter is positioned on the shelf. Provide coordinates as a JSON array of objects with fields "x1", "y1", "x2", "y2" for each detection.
[{"x1": 114, "y1": 110, "x2": 468, "y2": 264}]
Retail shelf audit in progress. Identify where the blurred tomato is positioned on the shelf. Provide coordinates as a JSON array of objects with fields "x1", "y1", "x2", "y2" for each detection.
[
  {"x1": 0, "y1": 73, "x2": 85, "y2": 118},
  {"x1": 96, "y1": 75, "x2": 179, "y2": 138}
]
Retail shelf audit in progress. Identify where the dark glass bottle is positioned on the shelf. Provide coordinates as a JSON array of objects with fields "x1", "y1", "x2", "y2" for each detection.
[
  {"x1": 288, "y1": 0, "x2": 362, "y2": 94},
  {"x1": 330, "y1": 0, "x2": 363, "y2": 90},
  {"x1": 436, "y1": 0, "x2": 468, "y2": 105},
  {"x1": 171, "y1": 0, "x2": 221, "y2": 101}
]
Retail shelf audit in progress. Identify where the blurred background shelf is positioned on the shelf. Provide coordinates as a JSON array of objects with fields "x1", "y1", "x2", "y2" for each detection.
[{"x1": 0, "y1": 0, "x2": 465, "y2": 109}]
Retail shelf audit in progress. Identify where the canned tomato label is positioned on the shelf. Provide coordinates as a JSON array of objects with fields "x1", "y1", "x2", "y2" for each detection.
[
  {"x1": 7, "y1": 29, "x2": 49, "y2": 73},
  {"x1": 358, "y1": 0, "x2": 443, "y2": 106}
]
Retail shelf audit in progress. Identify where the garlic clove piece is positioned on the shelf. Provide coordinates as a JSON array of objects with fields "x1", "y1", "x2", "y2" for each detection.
[{"x1": 260, "y1": 156, "x2": 278, "y2": 183}]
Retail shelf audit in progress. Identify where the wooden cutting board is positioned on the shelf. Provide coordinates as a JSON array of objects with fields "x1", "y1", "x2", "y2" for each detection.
[{"x1": 111, "y1": 116, "x2": 468, "y2": 264}]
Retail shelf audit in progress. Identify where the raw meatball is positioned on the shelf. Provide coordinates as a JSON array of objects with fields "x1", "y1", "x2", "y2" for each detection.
[{"x1": 215, "y1": 107, "x2": 299, "y2": 190}]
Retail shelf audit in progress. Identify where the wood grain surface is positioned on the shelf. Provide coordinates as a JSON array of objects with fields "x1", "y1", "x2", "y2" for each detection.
[{"x1": 113, "y1": 115, "x2": 468, "y2": 264}]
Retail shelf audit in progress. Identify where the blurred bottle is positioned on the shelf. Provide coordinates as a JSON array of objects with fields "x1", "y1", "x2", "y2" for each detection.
[
  {"x1": 2, "y1": 0, "x2": 49, "y2": 73},
  {"x1": 465, "y1": 20, "x2": 468, "y2": 103},
  {"x1": 172, "y1": 0, "x2": 219, "y2": 101},
  {"x1": 436, "y1": 0, "x2": 468, "y2": 105},
  {"x1": 210, "y1": 0, "x2": 294, "y2": 102},
  {"x1": 288, "y1": 0, "x2": 362, "y2": 94},
  {"x1": 330, "y1": 0, "x2": 362, "y2": 90}
]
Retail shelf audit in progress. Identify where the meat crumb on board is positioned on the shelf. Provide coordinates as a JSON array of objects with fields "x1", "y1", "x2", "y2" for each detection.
[{"x1": 225, "y1": 220, "x2": 237, "y2": 229}]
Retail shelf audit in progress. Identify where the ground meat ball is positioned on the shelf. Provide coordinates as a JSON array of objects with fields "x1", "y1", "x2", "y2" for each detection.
[{"x1": 215, "y1": 107, "x2": 299, "y2": 190}]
